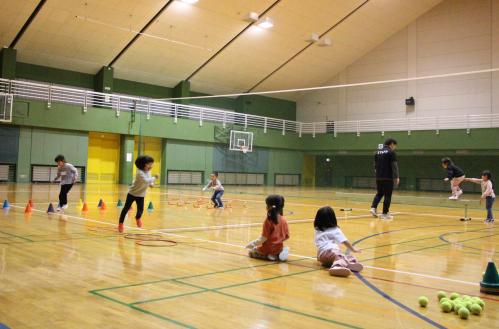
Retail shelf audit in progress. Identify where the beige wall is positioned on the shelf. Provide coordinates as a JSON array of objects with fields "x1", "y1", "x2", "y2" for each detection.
[{"x1": 297, "y1": 0, "x2": 499, "y2": 122}]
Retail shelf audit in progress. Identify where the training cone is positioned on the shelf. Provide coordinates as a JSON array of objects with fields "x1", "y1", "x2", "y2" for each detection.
[
  {"x1": 24, "y1": 203, "x2": 32, "y2": 213},
  {"x1": 147, "y1": 201, "x2": 154, "y2": 211},
  {"x1": 480, "y1": 261, "x2": 499, "y2": 295},
  {"x1": 82, "y1": 202, "x2": 89, "y2": 212},
  {"x1": 97, "y1": 199, "x2": 103, "y2": 208},
  {"x1": 47, "y1": 203, "x2": 55, "y2": 213},
  {"x1": 28, "y1": 199, "x2": 33, "y2": 207},
  {"x1": 117, "y1": 199, "x2": 123, "y2": 207},
  {"x1": 2, "y1": 200, "x2": 10, "y2": 209},
  {"x1": 100, "y1": 201, "x2": 107, "y2": 211}
]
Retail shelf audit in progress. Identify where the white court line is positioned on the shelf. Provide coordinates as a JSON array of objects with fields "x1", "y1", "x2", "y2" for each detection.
[
  {"x1": 363, "y1": 266, "x2": 478, "y2": 286},
  {"x1": 156, "y1": 213, "x2": 379, "y2": 233},
  {"x1": 8, "y1": 205, "x2": 478, "y2": 286}
]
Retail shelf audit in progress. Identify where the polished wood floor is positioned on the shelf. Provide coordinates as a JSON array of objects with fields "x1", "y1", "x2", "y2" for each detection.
[{"x1": 0, "y1": 183, "x2": 497, "y2": 328}]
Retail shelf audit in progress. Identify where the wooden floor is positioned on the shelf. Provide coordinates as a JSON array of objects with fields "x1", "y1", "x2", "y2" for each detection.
[{"x1": 0, "y1": 183, "x2": 497, "y2": 329}]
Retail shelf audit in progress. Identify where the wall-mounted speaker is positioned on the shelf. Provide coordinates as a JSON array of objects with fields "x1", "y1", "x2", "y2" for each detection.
[{"x1": 405, "y1": 97, "x2": 415, "y2": 106}]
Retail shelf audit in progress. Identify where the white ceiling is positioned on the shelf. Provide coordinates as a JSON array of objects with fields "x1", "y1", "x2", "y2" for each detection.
[{"x1": 3, "y1": 0, "x2": 443, "y2": 97}]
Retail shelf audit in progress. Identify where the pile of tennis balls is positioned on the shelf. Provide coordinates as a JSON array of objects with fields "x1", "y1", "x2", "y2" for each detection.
[{"x1": 418, "y1": 291, "x2": 485, "y2": 320}]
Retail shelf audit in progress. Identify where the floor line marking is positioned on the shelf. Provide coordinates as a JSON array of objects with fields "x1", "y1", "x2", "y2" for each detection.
[{"x1": 9, "y1": 205, "x2": 484, "y2": 286}]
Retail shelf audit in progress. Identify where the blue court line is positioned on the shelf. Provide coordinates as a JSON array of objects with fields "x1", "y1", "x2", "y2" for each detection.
[{"x1": 354, "y1": 273, "x2": 447, "y2": 329}]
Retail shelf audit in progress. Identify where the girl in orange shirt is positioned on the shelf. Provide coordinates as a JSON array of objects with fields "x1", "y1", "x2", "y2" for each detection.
[{"x1": 246, "y1": 195, "x2": 289, "y2": 261}]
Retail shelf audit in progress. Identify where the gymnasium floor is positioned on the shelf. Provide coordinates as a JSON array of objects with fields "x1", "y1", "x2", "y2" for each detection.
[{"x1": 0, "y1": 183, "x2": 497, "y2": 329}]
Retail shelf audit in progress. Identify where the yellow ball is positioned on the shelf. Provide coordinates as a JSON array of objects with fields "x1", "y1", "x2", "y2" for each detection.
[
  {"x1": 418, "y1": 296, "x2": 429, "y2": 307},
  {"x1": 441, "y1": 301, "x2": 452, "y2": 313},
  {"x1": 437, "y1": 291, "x2": 447, "y2": 300},
  {"x1": 458, "y1": 307, "x2": 470, "y2": 319},
  {"x1": 470, "y1": 303, "x2": 482, "y2": 315}
]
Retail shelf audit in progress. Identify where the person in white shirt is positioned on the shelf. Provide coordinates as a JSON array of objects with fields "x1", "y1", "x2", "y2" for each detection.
[
  {"x1": 118, "y1": 155, "x2": 158, "y2": 233},
  {"x1": 203, "y1": 172, "x2": 224, "y2": 208},
  {"x1": 314, "y1": 206, "x2": 363, "y2": 277},
  {"x1": 465, "y1": 170, "x2": 495, "y2": 223},
  {"x1": 53, "y1": 154, "x2": 78, "y2": 211}
]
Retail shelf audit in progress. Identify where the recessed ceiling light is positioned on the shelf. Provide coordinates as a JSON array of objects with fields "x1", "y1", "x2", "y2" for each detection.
[
  {"x1": 258, "y1": 17, "x2": 274, "y2": 29},
  {"x1": 246, "y1": 12, "x2": 259, "y2": 22},
  {"x1": 319, "y1": 36, "x2": 332, "y2": 47},
  {"x1": 180, "y1": 0, "x2": 199, "y2": 4}
]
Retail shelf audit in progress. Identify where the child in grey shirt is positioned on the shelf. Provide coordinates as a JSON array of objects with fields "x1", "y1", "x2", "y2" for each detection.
[
  {"x1": 53, "y1": 154, "x2": 78, "y2": 211},
  {"x1": 118, "y1": 155, "x2": 158, "y2": 233}
]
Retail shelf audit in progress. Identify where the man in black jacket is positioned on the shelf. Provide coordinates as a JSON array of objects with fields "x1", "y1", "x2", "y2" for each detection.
[{"x1": 370, "y1": 138, "x2": 400, "y2": 220}]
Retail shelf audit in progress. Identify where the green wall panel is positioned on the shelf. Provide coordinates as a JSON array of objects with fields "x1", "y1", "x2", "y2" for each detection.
[
  {"x1": 114, "y1": 78, "x2": 173, "y2": 99},
  {"x1": 0, "y1": 125, "x2": 19, "y2": 163},
  {"x1": 267, "y1": 149, "x2": 304, "y2": 185},
  {"x1": 236, "y1": 95, "x2": 296, "y2": 121},
  {"x1": 165, "y1": 140, "x2": 213, "y2": 181},
  {"x1": 30, "y1": 128, "x2": 88, "y2": 166},
  {"x1": 16, "y1": 62, "x2": 94, "y2": 89},
  {"x1": 119, "y1": 135, "x2": 135, "y2": 185}
]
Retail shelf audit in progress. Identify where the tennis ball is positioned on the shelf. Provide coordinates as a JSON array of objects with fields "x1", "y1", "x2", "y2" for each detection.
[
  {"x1": 440, "y1": 301, "x2": 452, "y2": 313},
  {"x1": 439, "y1": 297, "x2": 450, "y2": 304},
  {"x1": 418, "y1": 296, "x2": 429, "y2": 307},
  {"x1": 476, "y1": 299, "x2": 485, "y2": 308},
  {"x1": 437, "y1": 291, "x2": 447, "y2": 300},
  {"x1": 462, "y1": 295, "x2": 471, "y2": 300},
  {"x1": 470, "y1": 303, "x2": 482, "y2": 315},
  {"x1": 458, "y1": 307, "x2": 470, "y2": 319},
  {"x1": 450, "y1": 292, "x2": 460, "y2": 300},
  {"x1": 454, "y1": 303, "x2": 464, "y2": 314}
]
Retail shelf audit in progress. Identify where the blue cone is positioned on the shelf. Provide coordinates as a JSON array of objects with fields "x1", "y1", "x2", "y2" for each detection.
[{"x1": 2, "y1": 200, "x2": 10, "y2": 209}]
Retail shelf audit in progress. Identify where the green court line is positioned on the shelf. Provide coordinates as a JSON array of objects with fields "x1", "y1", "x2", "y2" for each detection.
[
  {"x1": 214, "y1": 290, "x2": 363, "y2": 329},
  {"x1": 359, "y1": 226, "x2": 495, "y2": 251},
  {"x1": 90, "y1": 257, "x2": 311, "y2": 293},
  {"x1": 360, "y1": 232, "x2": 499, "y2": 262},
  {"x1": 0, "y1": 229, "x2": 34, "y2": 242},
  {"x1": 89, "y1": 229, "x2": 496, "y2": 328},
  {"x1": 89, "y1": 290, "x2": 195, "y2": 329}
]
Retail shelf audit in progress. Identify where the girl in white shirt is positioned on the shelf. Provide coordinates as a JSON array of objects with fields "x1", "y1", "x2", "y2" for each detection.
[
  {"x1": 314, "y1": 206, "x2": 363, "y2": 277},
  {"x1": 465, "y1": 170, "x2": 495, "y2": 223}
]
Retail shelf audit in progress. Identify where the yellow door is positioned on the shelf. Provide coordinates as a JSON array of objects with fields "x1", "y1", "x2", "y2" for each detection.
[
  {"x1": 302, "y1": 155, "x2": 316, "y2": 187},
  {"x1": 133, "y1": 136, "x2": 162, "y2": 178},
  {"x1": 87, "y1": 132, "x2": 120, "y2": 183}
]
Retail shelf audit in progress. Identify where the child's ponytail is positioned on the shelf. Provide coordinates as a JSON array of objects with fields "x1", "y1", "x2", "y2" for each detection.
[{"x1": 265, "y1": 195, "x2": 285, "y2": 224}]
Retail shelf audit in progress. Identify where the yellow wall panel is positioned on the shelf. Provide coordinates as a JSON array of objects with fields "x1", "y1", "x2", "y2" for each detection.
[
  {"x1": 87, "y1": 132, "x2": 120, "y2": 183},
  {"x1": 133, "y1": 136, "x2": 162, "y2": 178}
]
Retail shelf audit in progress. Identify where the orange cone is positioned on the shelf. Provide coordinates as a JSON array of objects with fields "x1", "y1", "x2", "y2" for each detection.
[
  {"x1": 82, "y1": 202, "x2": 89, "y2": 212},
  {"x1": 28, "y1": 199, "x2": 33, "y2": 207},
  {"x1": 100, "y1": 201, "x2": 107, "y2": 210},
  {"x1": 24, "y1": 203, "x2": 32, "y2": 213}
]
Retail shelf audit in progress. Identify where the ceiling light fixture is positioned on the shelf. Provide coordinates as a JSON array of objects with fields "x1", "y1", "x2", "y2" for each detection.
[
  {"x1": 308, "y1": 33, "x2": 319, "y2": 43},
  {"x1": 180, "y1": 0, "x2": 199, "y2": 4},
  {"x1": 258, "y1": 17, "x2": 274, "y2": 29}
]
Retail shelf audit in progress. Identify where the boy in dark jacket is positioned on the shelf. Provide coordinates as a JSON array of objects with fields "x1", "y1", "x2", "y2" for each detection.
[{"x1": 441, "y1": 157, "x2": 465, "y2": 200}]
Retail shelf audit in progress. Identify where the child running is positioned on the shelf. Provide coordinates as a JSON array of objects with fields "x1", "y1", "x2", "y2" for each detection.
[
  {"x1": 202, "y1": 171, "x2": 224, "y2": 209},
  {"x1": 53, "y1": 154, "x2": 78, "y2": 211},
  {"x1": 314, "y1": 206, "x2": 363, "y2": 277},
  {"x1": 465, "y1": 171, "x2": 495, "y2": 223},
  {"x1": 245, "y1": 195, "x2": 289, "y2": 261},
  {"x1": 441, "y1": 157, "x2": 465, "y2": 200},
  {"x1": 118, "y1": 155, "x2": 158, "y2": 233}
]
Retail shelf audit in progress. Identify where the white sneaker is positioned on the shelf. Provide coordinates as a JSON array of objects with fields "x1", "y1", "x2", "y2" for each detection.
[
  {"x1": 380, "y1": 213, "x2": 393, "y2": 221},
  {"x1": 448, "y1": 195, "x2": 458, "y2": 200},
  {"x1": 278, "y1": 247, "x2": 289, "y2": 261},
  {"x1": 455, "y1": 190, "x2": 463, "y2": 199},
  {"x1": 267, "y1": 254, "x2": 276, "y2": 261},
  {"x1": 61, "y1": 204, "x2": 68, "y2": 210},
  {"x1": 370, "y1": 208, "x2": 377, "y2": 218}
]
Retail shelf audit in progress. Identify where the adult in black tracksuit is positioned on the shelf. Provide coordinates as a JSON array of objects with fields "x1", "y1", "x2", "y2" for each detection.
[{"x1": 370, "y1": 138, "x2": 400, "y2": 220}]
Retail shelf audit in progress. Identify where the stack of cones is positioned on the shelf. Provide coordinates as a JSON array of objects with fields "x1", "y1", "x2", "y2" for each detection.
[
  {"x1": 480, "y1": 261, "x2": 499, "y2": 295},
  {"x1": 81, "y1": 202, "x2": 89, "y2": 212},
  {"x1": 100, "y1": 201, "x2": 107, "y2": 211},
  {"x1": 28, "y1": 199, "x2": 34, "y2": 208},
  {"x1": 97, "y1": 199, "x2": 103, "y2": 208},
  {"x1": 147, "y1": 201, "x2": 154, "y2": 211},
  {"x1": 2, "y1": 200, "x2": 10, "y2": 209},
  {"x1": 117, "y1": 199, "x2": 123, "y2": 207}
]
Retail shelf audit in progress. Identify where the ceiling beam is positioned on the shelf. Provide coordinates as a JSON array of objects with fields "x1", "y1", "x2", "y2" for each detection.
[
  {"x1": 9, "y1": 0, "x2": 47, "y2": 48},
  {"x1": 108, "y1": 0, "x2": 175, "y2": 67},
  {"x1": 246, "y1": 0, "x2": 370, "y2": 93},
  {"x1": 184, "y1": 0, "x2": 282, "y2": 81}
]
